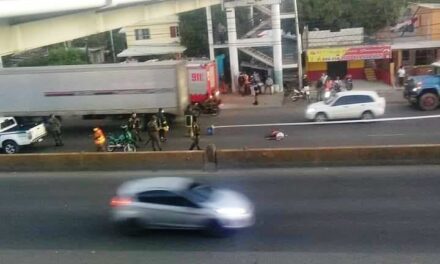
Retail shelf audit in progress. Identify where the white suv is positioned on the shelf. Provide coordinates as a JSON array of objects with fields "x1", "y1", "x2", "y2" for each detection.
[
  {"x1": 305, "y1": 91, "x2": 386, "y2": 122},
  {"x1": 0, "y1": 117, "x2": 47, "y2": 154}
]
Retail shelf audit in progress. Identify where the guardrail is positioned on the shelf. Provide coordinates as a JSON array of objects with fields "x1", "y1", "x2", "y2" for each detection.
[{"x1": 0, "y1": 144, "x2": 439, "y2": 172}]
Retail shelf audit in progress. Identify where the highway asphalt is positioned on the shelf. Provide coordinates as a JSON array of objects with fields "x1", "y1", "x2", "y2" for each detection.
[
  {"x1": 1, "y1": 166, "x2": 440, "y2": 263},
  {"x1": 26, "y1": 101, "x2": 440, "y2": 153}
]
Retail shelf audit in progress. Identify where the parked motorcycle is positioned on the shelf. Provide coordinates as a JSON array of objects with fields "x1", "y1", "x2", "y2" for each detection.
[
  {"x1": 192, "y1": 98, "x2": 221, "y2": 117},
  {"x1": 106, "y1": 126, "x2": 136, "y2": 152},
  {"x1": 290, "y1": 86, "x2": 311, "y2": 103}
]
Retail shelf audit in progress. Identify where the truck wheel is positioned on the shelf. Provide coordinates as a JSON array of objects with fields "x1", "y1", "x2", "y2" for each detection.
[
  {"x1": 419, "y1": 93, "x2": 439, "y2": 111},
  {"x1": 3, "y1": 140, "x2": 19, "y2": 154}
]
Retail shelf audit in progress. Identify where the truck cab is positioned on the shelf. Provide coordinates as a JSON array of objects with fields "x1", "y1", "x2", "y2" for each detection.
[
  {"x1": 404, "y1": 61, "x2": 440, "y2": 111},
  {"x1": 0, "y1": 117, "x2": 47, "y2": 154}
]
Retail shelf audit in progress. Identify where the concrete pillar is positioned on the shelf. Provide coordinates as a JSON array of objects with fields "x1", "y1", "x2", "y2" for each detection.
[
  {"x1": 249, "y1": 6, "x2": 254, "y2": 27},
  {"x1": 0, "y1": 56, "x2": 3, "y2": 68},
  {"x1": 409, "y1": 49, "x2": 416, "y2": 66},
  {"x1": 271, "y1": 4, "x2": 283, "y2": 91},
  {"x1": 294, "y1": 0, "x2": 303, "y2": 90},
  {"x1": 396, "y1": 50, "x2": 402, "y2": 69},
  {"x1": 206, "y1": 7, "x2": 215, "y2": 61},
  {"x1": 226, "y1": 7, "x2": 239, "y2": 93}
]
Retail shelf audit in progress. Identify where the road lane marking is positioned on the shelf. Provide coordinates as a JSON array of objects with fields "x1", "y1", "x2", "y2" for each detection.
[
  {"x1": 367, "y1": 134, "x2": 406, "y2": 137},
  {"x1": 211, "y1": 114, "x2": 440, "y2": 129}
]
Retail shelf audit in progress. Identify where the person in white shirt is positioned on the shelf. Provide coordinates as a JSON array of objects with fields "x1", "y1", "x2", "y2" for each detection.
[{"x1": 397, "y1": 66, "x2": 406, "y2": 87}]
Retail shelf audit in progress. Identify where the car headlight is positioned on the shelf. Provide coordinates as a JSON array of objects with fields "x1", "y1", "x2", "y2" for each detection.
[
  {"x1": 306, "y1": 108, "x2": 316, "y2": 114},
  {"x1": 215, "y1": 208, "x2": 249, "y2": 218},
  {"x1": 412, "y1": 87, "x2": 420, "y2": 92}
]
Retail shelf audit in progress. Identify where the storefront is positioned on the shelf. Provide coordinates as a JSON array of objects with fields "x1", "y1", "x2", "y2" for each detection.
[
  {"x1": 306, "y1": 45, "x2": 392, "y2": 83},
  {"x1": 392, "y1": 41, "x2": 440, "y2": 76}
]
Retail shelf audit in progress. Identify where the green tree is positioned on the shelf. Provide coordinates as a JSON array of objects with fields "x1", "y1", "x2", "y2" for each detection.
[
  {"x1": 46, "y1": 47, "x2": 88, "y2": 65},
  {"x1": 17, "y1": 47, "x2": 88, "y2": 66},
  {"x1": 179, "y1": 8, "x2": 209, "y2": 57},
  {"x1": 298, "y1": 0, "x2": 408, "y2": 34}
]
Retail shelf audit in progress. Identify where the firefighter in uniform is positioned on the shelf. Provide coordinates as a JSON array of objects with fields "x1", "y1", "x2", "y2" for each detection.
[
  {"x1": 147, "y1": 115, "x2": 162, "y2": 151},
  {"x1": 157, "y1": 108, "x2": 169, "y2": 142},
  {"x1": 189, "y1": 117, "x2": 201, "y2": 150},
  {"x1": 93, "y1": 127, "x2": 106, "y2": 152},
  {"x1": 128, "y1": 112, "x2": 143, "y2": 142}
]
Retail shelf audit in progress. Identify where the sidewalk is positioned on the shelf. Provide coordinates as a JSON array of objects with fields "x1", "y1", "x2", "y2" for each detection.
[
  {"x1": 219, "y1": 80, "x2": 405, "y2": 110},
  {"x1": 220, "y1": 93, "x2": 284, "y2": 109},
  {"x1": 350, "y1": 80, "x2": 405, "y2": 104},
  {"x1": 283, "y1": 80, "x2": 405, "y2": 105}
]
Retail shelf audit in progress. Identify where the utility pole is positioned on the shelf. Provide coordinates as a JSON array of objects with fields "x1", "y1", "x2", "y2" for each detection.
[
  {"x1": 293, "y1": 0, "x2": 303, "y2": 89},
  {"x1": 206, "y1": 6, "x2": 215, "y2": 60},
  {"x1": 109, "y1": 30, "x2": 117, "y2": 63}
]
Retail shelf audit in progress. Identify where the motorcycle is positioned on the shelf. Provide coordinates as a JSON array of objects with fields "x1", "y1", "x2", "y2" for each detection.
[
  {"x1": 290, "y1": 86, "x2": 311, "y2": 103},
  {"x1": 192, "y1": 98, "x2": 221, "y2": 117},
  {"x1": 106, "y1": 128, "x2": 137, "y2": 152}
]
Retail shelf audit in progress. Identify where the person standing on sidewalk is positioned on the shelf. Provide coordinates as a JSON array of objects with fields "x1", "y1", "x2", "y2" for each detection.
[
  {"x1": 316, "y1": 77, "x2": 324, "y2": 101},
  {"x1": 217, "y1": 22, "x2": 226, "y2": 44},
  {"x1": 397, "y1": 66, "x2": 406, "y2": 88},
  {"x1": 46, "y1": 114, "x2": 63, "y2": 147},
  {"x1": 189, "y1": 117, "x2": 201, "y2": 150},
  {"x1": 146, "y1": 115, "x2": 162, "y2": 151}
]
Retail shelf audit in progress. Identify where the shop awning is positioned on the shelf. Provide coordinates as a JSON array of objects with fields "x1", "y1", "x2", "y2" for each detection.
[
  {"x1": 391, "y1": 40, "x2": 440, "y2": 50},
  {"x1": 117, "y1": 45, "x2": 186, "y2": 57}
]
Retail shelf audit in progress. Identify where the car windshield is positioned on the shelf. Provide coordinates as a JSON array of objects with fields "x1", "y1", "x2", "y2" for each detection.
[{"x1": 185, "y1": 182, "x2": 214, "y2": 203}]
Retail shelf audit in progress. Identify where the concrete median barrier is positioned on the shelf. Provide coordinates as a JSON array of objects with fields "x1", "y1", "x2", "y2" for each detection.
[
  {"x1": 215, "y1": 145, "x2": 440, "y2": 169},
  {"x1": 1, "y1": 145, "x2": 440, "y2": 171},
  {"x1": 0, "y1": 151, "x2": 205, "y2": 172}
]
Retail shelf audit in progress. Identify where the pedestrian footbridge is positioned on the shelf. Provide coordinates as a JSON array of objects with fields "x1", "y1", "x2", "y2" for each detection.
[{"x1": 0, "y1": 0, "x2": 221, "y2": 57}]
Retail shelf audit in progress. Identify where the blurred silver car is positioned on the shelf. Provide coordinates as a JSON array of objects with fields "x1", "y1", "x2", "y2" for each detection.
[{"x1": 110, "y1": 177, "x2": 254, "y2": 235}]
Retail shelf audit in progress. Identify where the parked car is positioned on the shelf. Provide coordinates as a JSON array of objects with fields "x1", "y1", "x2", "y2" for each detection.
[
  {"x1": 110, "y1": 177, "x2": 255, "y2": 236},
  {"x1": 305, "y1": 91, "x2": 386, "y2": 122},
  {"x1": 0, "y1": 117, "x2": 47, "y2": 154}
]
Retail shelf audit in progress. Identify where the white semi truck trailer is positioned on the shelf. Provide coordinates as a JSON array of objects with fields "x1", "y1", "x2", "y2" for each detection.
[{"x1": 0, "y1": 60, "x2": 218, "y2": 121}]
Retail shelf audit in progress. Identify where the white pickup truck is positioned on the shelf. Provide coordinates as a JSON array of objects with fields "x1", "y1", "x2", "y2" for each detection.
[{"x1": 0, "y1": 117, "x2": 47, "y2": 154}]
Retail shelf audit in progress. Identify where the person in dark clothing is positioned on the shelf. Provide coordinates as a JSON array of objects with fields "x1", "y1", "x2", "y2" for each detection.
[
  {"x1": 157, "y1": 108, "x2": 169, "y2": 142},
  {"x1": 189, "y1": 117, "x2": 201, "y2": 150},
  {"x1": 146, "y1": 115, "x2": 162, "y2": 151},
  {"x1": 128, "y1": 112, "x2": 143, "y2": 142},
  {"x1": 316, "y1": 78, "x2": 323, "y2": 101},
  {"x1": 46, "y1": 114, "x2": 63, "y2": 146},
  {"x1": 303, "y1": 74, "x2": 310, "y2": 88},
  {"x1": 217, "y1": 22, "x2": 226, "y2": 44}
]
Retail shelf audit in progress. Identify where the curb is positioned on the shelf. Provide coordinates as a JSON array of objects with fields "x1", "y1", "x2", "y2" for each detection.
[{"x1": 1, "y1": 144, "x2": 440, "y2": 172}]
